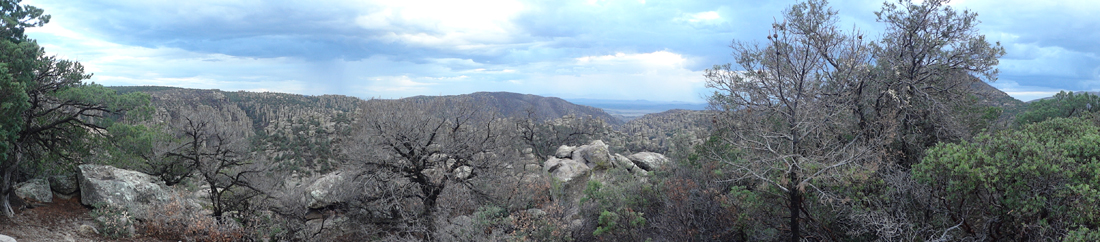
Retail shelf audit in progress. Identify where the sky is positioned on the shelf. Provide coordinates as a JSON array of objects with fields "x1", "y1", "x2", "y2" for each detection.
[{"x1": 20, "y1": 0, "x2": 1100, "y2": 102}]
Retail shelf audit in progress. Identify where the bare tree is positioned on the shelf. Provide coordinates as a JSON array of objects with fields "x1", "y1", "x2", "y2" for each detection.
[
  {"x1": 167, "y1": 105, "x2": 261, "y2": 221},
  {"x1": 515, "y1": 109, "x2": 610, "y2": 160},
  {"x1": 704, "y1": 1, "x2": 876, "y2": 240},
  {"x1": 342, "y1": 97, "x2": 510, "y2": 240}
]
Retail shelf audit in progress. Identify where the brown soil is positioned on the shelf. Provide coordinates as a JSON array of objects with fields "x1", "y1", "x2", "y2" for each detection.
[{"x1": 0, "y1": 196, "x2": 168, "y2": 242}]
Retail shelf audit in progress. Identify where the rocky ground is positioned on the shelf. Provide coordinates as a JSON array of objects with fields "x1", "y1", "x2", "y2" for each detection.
[{"x1": 0, "y1": 197, "x2": 166, "y2": 242}]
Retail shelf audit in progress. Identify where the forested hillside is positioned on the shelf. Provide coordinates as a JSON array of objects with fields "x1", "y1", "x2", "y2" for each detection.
[{"x1": 5, "y1": 0, "x2": 1100, "y2": 241}]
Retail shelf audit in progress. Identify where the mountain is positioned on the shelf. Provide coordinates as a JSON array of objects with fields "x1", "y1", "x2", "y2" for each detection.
[
  {"x1": 408, "y1": 92, "x2": 625, "y2": 126},
  {"x1": 108, "y1": 87, "x2": 627, "y2": 173},
  {"x1": 1029, "y1": 91, "x2": 1100, "y2": 102},
  {"x1": 566, "y1": 98, "x2": 708, "y2": 121},
  {"x1": 969, "y1": 79, "x2": 1026, "y2": 125},
  {"x1": 970, "y1": 80, "x2": 1024, "y2": 108}
]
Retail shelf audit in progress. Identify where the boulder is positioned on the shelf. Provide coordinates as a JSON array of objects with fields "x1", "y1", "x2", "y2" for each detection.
[
  {"x1": 48, "y1": 174, "x2": 79, "y2": 196},
  {"x1": 0, "y1": 234, "x2": 14, "y2": 242},
  {"x1": 544, "y1": 157, "x2": 564, "y2": 173},
  {"x1": 78, "y1": 164, "x2": 175, "y2": 220},
  {"x1": 573, "y1": 140, "x2": 611, "y2": 169},
  {"x1": 546, "y1": 158, "x2": 590, "y2": 183},
  {"x1": 455, "y1": 166, "x2": 472, "y2": 180},
  {"x1": 612, "y1": 154, "x2": 637, "y2": 171},
  {"x1": 629, "y1": 152, "x2": 669, "y2": 171},
  {"x1": 14, "y1": 179, "x2": 51, "y2": 203},
  {"x1": 306, "y1": 171, "x2": 348, "y2": 209},
  {"x1": 554, "y1": 145, "x2": 576, "y2": 158}
]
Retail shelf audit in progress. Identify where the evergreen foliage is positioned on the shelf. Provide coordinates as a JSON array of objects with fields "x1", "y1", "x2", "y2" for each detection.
[{"x1": 1016, "y1": 91, "x2": 1100, "y2": 125}]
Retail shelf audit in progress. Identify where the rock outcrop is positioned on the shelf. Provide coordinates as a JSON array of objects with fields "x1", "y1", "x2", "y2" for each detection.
[
  {"x1": 628, "y1": 152, "x2": 670, "y2": 171},
  {"x1": 14, "y1": 179, "x2": 51, "y2": 203},
  {"x1": 543, "y1": 140, "x2": 672, "y2": 183},
  {"x1": 544, "y1": 157, "x2": 591, "y2": 183},
  {"x1": 48, "y1": 174, "x2": 79, "y2": 196},
  {"x1": 306, "y1": 171, "x2": 348, "y2": 209},
  {"x1": 545, "y1": 140, "x2": 616, "y2": 183},
  {"x1": 573, "y1": 140, "x2": 611, "y2": 169},
  {"x1": 78, "y1": 164, "x2": 176, "y2": 220},
  {"x1": 555, "y1": 145, "x2": 577, "y2": 159}
]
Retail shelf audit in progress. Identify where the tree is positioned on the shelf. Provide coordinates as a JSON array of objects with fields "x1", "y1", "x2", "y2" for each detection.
[
  {"x1": 515, "y1": 110, "x2": 609, "y2": 160},
  {"x1": 0, "y1": 0, "x2": 48, "y2": 42},
  {"x1": 166, "y1": 105, "x2": 261, "y2": 221},
  {"x1": 343, "y1": 97, "x2": 510, "y2": 239},
  {"x1": 0, "y1": 0, "x2": 149, "y2": 217},
  {"x1": 864, "y1": 0, "x2": 1005, "y2": 166},
  {"x1": 704, "y1": 1, "x2": 875, "y2": 240},
  {"x1": 103, "y1": 120, "x2": 186, "y2": 184}
]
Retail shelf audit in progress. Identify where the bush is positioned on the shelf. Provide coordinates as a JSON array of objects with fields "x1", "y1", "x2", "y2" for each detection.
[
  {"x1": 577, "y1": 168, "x2": 658, "y2": 241},
  {"x1": 140, "y1": 196, "x2": 246, "y2": 242},
  {"x1": 916, "y1": 117, "x2": 1100, "y2": 240},
  {"x1": 508, "y1": 205, "x2": 573, "y2": 242},
  {"x1": 91, "y1": 203, "x2": 135, "y2": 239}
]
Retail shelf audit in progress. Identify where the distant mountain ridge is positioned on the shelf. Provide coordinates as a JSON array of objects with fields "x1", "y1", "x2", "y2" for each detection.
[
  {"x1": 408, "y1": 92, "x2": 625, "y2": 126},
  {"x1": 566, "y1": 98, "x2": 708, "y2": 121},
  {"x1": 1029, "y1": 91, "x2": 1100, "y2": 102},
  {"x1": 111, "y1": 87, "x2": 621, "y2": 125}
]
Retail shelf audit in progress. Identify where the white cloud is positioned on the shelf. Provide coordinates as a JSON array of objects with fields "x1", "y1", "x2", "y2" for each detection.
[
  {"x1": 688, "y1": 11, "x2": 721, "y2": 22},
  {"x1": 988, "y1": 80, "x2": 1063, "y2": 102},
  {"x1": 21, "y1": 0, "x2": 1100, "y2": 104},
  {"x1": 353, "y1": 0, "x2": 526, "y2": 50},
  {"x1": 527, "y1": 50, "x2": 706, "y2": 101},
  {"x1": 576, "y1": 51, "x2": 690, "y2": 70}
]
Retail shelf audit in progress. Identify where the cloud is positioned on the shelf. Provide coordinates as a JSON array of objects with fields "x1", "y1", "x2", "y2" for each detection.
[
  {"x1": 988, "y1": 80, "x2": 1064, "y2": 102},
  {"x1": 19, "y1": 0, "x2": 1100, "y2": 102},
  {"x1": 950, "y1": 0, "x2": 1100, "y2": 54}
]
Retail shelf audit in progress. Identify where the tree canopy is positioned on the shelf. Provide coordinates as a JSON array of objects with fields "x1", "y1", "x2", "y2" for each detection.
[{"x1": 0, "y1": 0, "x2": 150, "y2": 217}]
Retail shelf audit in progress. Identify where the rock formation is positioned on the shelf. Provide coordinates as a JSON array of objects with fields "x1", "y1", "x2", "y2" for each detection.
[
  {"x1": 14, "y1": 179, "x2": 51, "y2": 204},
  {"x1": 77, "y1": 164, "x2": 177, "y2": 220}
]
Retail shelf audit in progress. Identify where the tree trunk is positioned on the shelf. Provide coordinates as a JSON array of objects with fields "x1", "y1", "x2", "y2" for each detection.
[
  {"x1": 420, "y1": 184, "x2": 442, "y2": 241},
  {"x1": 1, "y1": 168, "x2": 13, "y2": 217},
  {"x1": 789, "y1": 171, "x2": 800, "y2": 242},
  {"x1": 1, "y1": 143, "x2": 22, "y2": 218}
]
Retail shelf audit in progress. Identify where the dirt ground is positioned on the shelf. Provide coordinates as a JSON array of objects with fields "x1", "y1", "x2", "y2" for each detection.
[{"x1": 0, "y1": 196, "x2": 167, "y2": 242}]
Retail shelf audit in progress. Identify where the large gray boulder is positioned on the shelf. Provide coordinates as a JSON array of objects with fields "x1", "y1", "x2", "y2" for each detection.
[
  {"x1": 554, "y1": 145, "x2": 576, "y2": 158},
  {"x1": 572, "y1": 140, "x2": 611, "y2": 169},
  {"x1": 306, "y1": 171, "x2": 348, "y2": 209},
  {"x1": 543, "y1": 157, "x2": 590, "y2": 183},
  {"x1": 48, "y1": 174, "x2": 79, "y2": 196},
  {"x1": 629, "y1": 152, "x2": 670, "y2": 171},
  {"x1": 0, "y1": 234, "x2": 15, "y2": 242},
  {"x1": 612, "y1": 153, "x2": 648, "y2": 176},
  {"x1": 14, "y1": 179, "x2": 51, "y2": 203},
  {"x1": 78, "y1": 164, "x2": 175, "y2": 219}
]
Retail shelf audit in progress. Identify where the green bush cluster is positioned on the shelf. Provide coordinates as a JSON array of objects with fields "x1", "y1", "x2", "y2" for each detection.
[
  {"x1": 916, "y1": 117, "x2": 1100, "y2": 239},
  {"x1": 91, "y1": 203, "x2": 134, "y2": 239}
]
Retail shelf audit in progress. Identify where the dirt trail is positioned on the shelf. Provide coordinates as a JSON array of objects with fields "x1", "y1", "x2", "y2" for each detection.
[{"x1": 0, "y1": 196, "x2": 166, "y2": 242}]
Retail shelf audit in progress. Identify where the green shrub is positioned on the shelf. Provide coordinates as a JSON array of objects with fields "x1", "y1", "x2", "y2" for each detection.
[{"x1": 90, "y1": 203, "x2": 134, "y2": 239}]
